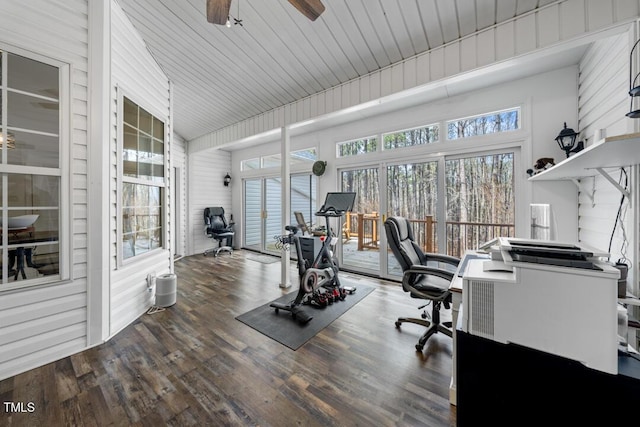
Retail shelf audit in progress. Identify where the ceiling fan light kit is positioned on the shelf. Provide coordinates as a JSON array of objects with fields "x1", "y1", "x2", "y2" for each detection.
[{"x1": 207, "y1": 0, "x2": 324, "y2": 26}]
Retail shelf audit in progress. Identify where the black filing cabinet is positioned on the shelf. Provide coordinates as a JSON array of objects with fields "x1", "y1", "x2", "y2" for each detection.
[
  {"x1": 456, "y1": 327, "x2": 640, "y2": 425},
  {"x1": 299, "y1": 236, "x2": 322, "y2": 267}
]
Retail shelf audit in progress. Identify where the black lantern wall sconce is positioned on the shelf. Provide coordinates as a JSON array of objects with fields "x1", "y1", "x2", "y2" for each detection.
[
  {"x1": 223, "y1": 173, "x2": 231, "y2": 187},
  {"x1": 626, "y1": 38, "x2": 640, "y2": 118},
  {"x1": 555, "y1": 122, "x2": 584, "y2": 158}
]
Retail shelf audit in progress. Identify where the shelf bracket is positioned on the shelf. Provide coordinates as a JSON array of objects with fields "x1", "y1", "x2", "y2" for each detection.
[
  {"x1": 595, "y1": 167, "x2": 631, "y2": 200},
  {"x1": 571, "y1": 179, "x2": 594, "y2": 207}
]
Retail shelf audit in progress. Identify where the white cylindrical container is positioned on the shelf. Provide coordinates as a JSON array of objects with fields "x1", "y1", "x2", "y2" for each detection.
[{"x1": 156, "y1": 273, "x2": 177, "y2": 307}]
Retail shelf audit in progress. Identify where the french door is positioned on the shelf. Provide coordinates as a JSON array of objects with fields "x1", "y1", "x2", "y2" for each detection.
[
  {"x1": 243, "y1": 174, "x2": 316, "y2": 254},
  {"x1": 339, "y1": 148, "x2": 518, "y2": 279},
  {"x1": 243, "y1": 177, "x2": 282, "y2": 254}
]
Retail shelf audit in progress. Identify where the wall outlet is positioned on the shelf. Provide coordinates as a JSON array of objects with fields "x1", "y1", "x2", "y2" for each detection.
[{"x1": 147, "y1": 273, "x2": 156, "y2": 292}]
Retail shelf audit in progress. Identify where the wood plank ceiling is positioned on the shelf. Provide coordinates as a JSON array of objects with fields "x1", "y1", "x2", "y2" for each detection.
[{"x1": 116, "y1": 0, "x2": 559, "y2": 141}]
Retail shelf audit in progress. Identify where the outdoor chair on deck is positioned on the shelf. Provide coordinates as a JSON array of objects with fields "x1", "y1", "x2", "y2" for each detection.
[
  {"x1": 384, "y1": 216, "x2": 460, "y2": 351},
  {"x1": 294, "y1": 211, "x2": 312, "y2": 236}
]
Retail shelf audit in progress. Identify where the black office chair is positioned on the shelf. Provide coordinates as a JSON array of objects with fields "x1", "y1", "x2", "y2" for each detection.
[
  {"x1": 384, "y1": 216, "x2": 460, "y2": 351},
  {"x1": 204, "y1": 207, "x2": 234, "y2": 256}
]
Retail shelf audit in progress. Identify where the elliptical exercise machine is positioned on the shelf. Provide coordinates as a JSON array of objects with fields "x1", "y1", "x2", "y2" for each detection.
[{"x1": 271, "y1": 192, "x2": 357, "y2": 323}]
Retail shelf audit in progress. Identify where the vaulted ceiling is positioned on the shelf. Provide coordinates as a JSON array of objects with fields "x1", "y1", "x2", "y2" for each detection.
[{"x1": 117, "y1": 0, "x2": 560, "y2": 142}]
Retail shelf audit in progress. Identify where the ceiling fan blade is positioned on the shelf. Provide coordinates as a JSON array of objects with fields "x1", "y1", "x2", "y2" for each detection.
[
  {"x1": 206, "y1": 0, "x2": 232, "y2": 25},
  {"x1": 288, "y1": 0, "x2": 325, "y2": 21}
]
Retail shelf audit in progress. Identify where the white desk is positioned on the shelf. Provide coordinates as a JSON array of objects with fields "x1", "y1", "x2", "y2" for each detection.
[{"x1": 448, "y1": 251, "x2": 489, "y2": 405}]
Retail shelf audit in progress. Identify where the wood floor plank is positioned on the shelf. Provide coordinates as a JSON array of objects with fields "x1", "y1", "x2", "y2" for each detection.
[{"x1": 0, "y1": 250, "x2": 456, "y2": 426}]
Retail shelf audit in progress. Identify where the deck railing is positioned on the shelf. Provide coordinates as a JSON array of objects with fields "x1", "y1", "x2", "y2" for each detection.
[{"x1": 345, "y1": 213, "x2": 514, "y2": 258}]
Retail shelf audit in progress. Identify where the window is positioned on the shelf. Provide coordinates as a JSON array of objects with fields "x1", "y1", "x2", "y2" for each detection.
[
  {"x1": 241, "y1": 158, "x2": 260, "y2": 171},
  {"x1": 447, "y1": 107, "x2": 520, "y2": 140},
  {"x1": 240, "y1": 148, "x2": 317, "y2": 171},
  {"x1": 290, "y1": 174, "x2": 316, "y2": 227},
  {"x1": 291, "y1": 148, "x2": 316, "y2": 164},
  {"x1": 121, "y1": 96, "x2": 165, "y2": 261},
  {"x1": 262, "y1": 154, "x2": 281, "y2": 168},
  {"x1": 0, "y1": 50, "x2": 63, "y2": 287},
  {"x1": 384, "y1": 124, "x2": 439, "y2": 149},
  {"x1": 336, "y1": 136, "x2": 377, "y2": 157}
]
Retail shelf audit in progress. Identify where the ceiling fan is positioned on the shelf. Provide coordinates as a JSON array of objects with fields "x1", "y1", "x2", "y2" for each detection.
[{"x1": 206, "y1": 0, "x2": 325, "y2": 25}]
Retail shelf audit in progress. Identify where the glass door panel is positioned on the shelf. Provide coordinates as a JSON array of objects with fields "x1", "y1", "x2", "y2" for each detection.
[
  {"x1": 264, "y1": 178, "x2": 282, "y2": 254},
  {"x1": 243, "y1": 177, "x2": 282, "y2": 254},
  {"x1": 290, "y1": 174, "x2": 316, "y2": 229},
  {"x1": 386, "y1": 161, "x2": 439, "y2": 277},
  {"x1": 243, "y1": 179, "x2": 262, "y2": 251},
  {"x1": 445, "y1": 152, "x2": 515, "y2": 257},
  {"x1": 340, "y1": 167, "x2": 379, "y2": 274}
]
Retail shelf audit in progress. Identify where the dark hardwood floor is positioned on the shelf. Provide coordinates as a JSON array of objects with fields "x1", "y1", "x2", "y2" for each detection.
[{"x1": 1, "y1": 250, "x2": 457, "y2": 426}]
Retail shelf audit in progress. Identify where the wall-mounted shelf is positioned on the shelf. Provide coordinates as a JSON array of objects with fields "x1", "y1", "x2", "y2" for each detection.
[{"x1": 529, "y1": 133, "x2": 640, "y2": 203}]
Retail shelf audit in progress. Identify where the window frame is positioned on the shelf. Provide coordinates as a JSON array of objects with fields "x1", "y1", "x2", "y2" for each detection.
[
  {"x1": 116, "y1": 87, "x2": 168, "y2": 267},
  {"x1": 336, "y1": 135, "x2": 378, "y2": 158},
  {"x1": 382, "y1": 123, "x2": 440, "y2": 150},
  {"x1": 0, "y1": 44, "x2": 70, "y2": 291},
  {"x1": 446, "y1": 107, "x2": 521, "y2": 141}
]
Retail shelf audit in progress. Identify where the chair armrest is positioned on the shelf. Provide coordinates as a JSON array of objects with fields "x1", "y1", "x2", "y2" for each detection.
[
  {"x1": 402, "y1": 267, "x2": 453, "y2": 301},
  {"x1": 424, "y1": 253, "x2": 460, "y2": 266},
  {"x1": 404, "y1": 264, "x2": 455, "y2": 282}
]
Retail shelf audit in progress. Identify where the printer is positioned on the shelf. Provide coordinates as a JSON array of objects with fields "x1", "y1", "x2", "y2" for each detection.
[{"x1": 461, "y1": 237, "x2": 620, "y2": 374}]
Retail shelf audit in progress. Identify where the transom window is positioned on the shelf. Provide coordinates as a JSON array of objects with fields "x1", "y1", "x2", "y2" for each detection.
[
  {"x1": 0, "y1": 50, "x2": 62, "y2": 288},
  {"x1": 447, "y1": 107, "x2": 520, "y2": 140},
  {"x1": 240, "y1": 148, "x2": 317, "y2": 171},
  {"x1": 384, "y1": 124, "x2": 439, "y2": 150},
  {"x1": 121, "y1": 96, "x2": 165, "y2": 261},
  {"x1": 336, "y1": 136, "x2": 377, "y2": 157}
]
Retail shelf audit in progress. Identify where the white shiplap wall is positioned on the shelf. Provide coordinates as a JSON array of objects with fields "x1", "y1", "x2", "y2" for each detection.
[
  {"x1": 0, "y1": 0, "x2": 89, "y2": 380},
  {"x1": 187, "y1": 148, "x2": 232, "y2": 256},
  {"x1": 109, "y1": 1, "x2": 172, "y2": 335},
  {"x1": 172, "y1": 132, "x2": 188, "y2": 258},
  {"x1": 189, "y1": 0, "x2": 640, "y2": 153},
  {"x1": 578, "y1": 28, "x2": 637, "y2": 295}
]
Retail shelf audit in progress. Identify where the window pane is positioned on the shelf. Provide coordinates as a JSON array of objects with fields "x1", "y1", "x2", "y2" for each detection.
[
  {"x1": 384, "y1": 124, "x2": 439, "y2": 149},
  {"x1": 139, "y1": 107, "x2": 152, "y2": 134},
  {"x1": 386, "y1": 161, "x2": 439, "y2": 275},
  {"x1": 445, "y1": 153, "x2": 515, "y2": 257},
  {"x1": 122, "y1": 97, "x2": 165, "y2": 183},
  {"x1": 6, "y1": 130, "x2": 59, "y2": 168},
  {"x1": 262, "y1": 154, "x2": 280, "y2": 168},
  {"x1": 336, "y1": 137, "x2": 377, "y2": 157},
  {"x1": 124, "y1": 97, "x2": 137, "y2": 127},
  {"x1": 7, "y1": 91, "x2": 59, "y2": 135},
  {"x1": 4, "y1": 173, "x2": 60, "y2": 282},
  {"x1": 290, "y1": 174, "x2": 316, "y2": 227},
  {"x1": 290, "y1": 148, "x2": 316, "y2": 164},
  {"x1": 447, "y1": 108, "x2": 520, "y2": 140},
  {"x1": 0, "y1": 53, "x2": 2, "y2": 125},
  {"x1": 153, "y1": 117, "x2": 164, "y2": 140},
  {"x1": 241, "y1": 158, "x2": 260, "y2": 171},
  {"x1": 8, "y1": 174, "x2": 59, "y2": 208},
  {"x1": 7, "y1": 53, "x2": 58, "y2": 98},
  {"x1": 122, "y1": 182, "x2": 163, "y2": 260}
]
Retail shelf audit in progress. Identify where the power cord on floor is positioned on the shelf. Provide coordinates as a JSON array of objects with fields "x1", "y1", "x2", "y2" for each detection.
[{"x1": 146, "y1": 306, "x2": 165, "y2": 315}]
